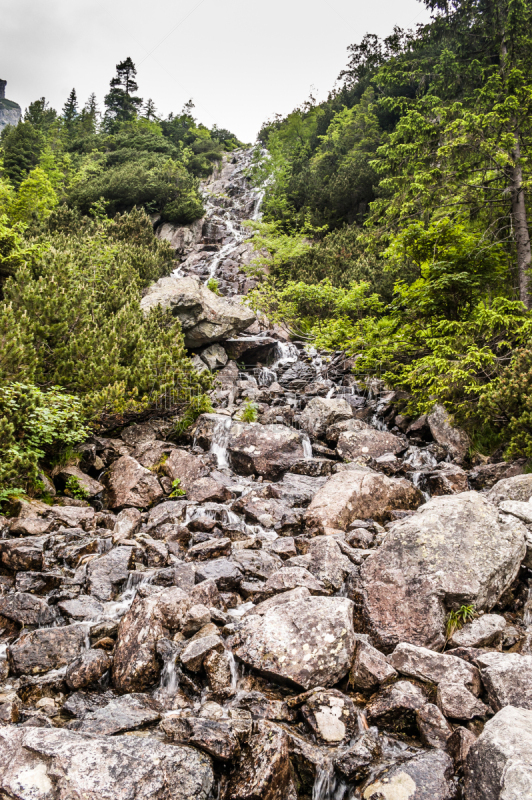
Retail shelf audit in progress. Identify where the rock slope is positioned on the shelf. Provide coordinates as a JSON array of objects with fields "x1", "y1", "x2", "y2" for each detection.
[{"x1": 1, "y1": 150, "x2": 532, "y2": 800}]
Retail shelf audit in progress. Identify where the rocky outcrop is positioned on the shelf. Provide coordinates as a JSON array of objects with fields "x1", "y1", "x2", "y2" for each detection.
[
  {"x1": 360, "y1": 491, "x2": 526, "y2": 651},
  {"x1": 140, "y1": 276, "x2": 255, "y2": 346},
  {"x1": 305, "y1": 468, "x2": 422, "y2": 530},
  {"x1": 231, "y1": 594, "x2": 355, "y2": 689},
  {"x1": 464, "y1": 706, "x2": 532, "y2": 800},
  {"x1": 0, "y1": 726, "x2": 214, "y2": 799}
]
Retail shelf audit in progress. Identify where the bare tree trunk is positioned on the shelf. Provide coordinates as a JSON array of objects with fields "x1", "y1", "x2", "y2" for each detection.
[{"x1": 511, "y1": 132, "x2": 532, "y2": 308}]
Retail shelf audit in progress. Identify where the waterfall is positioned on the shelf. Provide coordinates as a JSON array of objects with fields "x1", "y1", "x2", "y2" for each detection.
[
  {"x1": 209, "y1": 417, "x2": 232, "y2": 468},
  {"x1": 312, "y1": 762, "x2": 350, "y2": 800},
  {"x1": 159, "y1": 653, "x2": 180, "y2": 696},
  {"x1": 302, "y1": 433, "x2": 313, "y2": 459}
]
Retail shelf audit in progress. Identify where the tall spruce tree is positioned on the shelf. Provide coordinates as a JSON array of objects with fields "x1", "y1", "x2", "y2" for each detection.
[{"x1": 104, "y1": 57, "x2": 143, "y2": 130}]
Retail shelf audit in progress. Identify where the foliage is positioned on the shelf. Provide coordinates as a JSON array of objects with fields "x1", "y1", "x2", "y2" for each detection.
[
  {"x1": 239, "y1": 400, "x2": 259, "y2": 422},
  {"x1": 169, "y1": 478, "x2": 186, "y2": 498},
  {"x1": 64, "y1": 475, "x2": 90, "y2": 500},
  {"x1": 206, "y1": 277, "x2": 220, "y2": 294},
  {"x1": 174, "y1": 393, "x2": 214, "y2": 437},
  {"x1": 0, "y1": 208, "x2": 212, "y2": 418},
  {"x1": 8, "y1": 167, "x2": 58, "y2": 224},
  {"x1": 0, "y1": 383, "x2": 89, "y2": 492},
  {"x1": 445, "y1": 604, "x2": 477, "y2": 642}
]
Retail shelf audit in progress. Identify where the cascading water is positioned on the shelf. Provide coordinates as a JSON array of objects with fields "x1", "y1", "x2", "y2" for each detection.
[
  {"x1": 209, "y1": 417, "x2": 232, "y2": 468},
  {"x1": 312, "y1": 762, "x2": 351, "y2": 800}
]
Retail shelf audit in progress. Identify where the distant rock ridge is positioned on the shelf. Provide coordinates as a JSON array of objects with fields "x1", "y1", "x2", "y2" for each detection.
[{"x1": 0, "y1": 79, "x2": 21, "y2": 132}]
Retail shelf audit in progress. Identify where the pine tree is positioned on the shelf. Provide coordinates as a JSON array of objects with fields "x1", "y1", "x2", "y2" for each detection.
[
  {"x1": 143, "y1": 98, "x2": 158, "y2": 120},
  {"x1": 62, "y1": 88, "x2": 78, "y2": 125},
  {"x1": 104, "y1": 58, "x2": 143, "y2": 130}
]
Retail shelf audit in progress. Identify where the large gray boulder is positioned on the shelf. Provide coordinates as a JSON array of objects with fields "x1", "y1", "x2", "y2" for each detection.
[
  {"x1": 157, "y1": 218, "x2": 204, "y2": 254},
  {"x1": 363, "y1": 749, "x2": 456, "y2": 800},
  {"x1": 231, "y1": 594, "x2": 355, "y2": 690},
  {"x1": 0, "y1": 726, "x2": 214, "y2": 799},
  {"x1": 427, "y1": 403, "x2": 470, "y2": 462},
  {"x1": 140, "y1": 276, "x2": 255, "y2": 347},
  {"x1": 305, "y1": 468, "x2": 422, "y2": 531},
  {"x1": 475, "y1": 652, "x2": 532, "y2": 711},
  {"x1": 487, "y1": 473, "x2": 532, "y2": 504},
  {"x1": 299, "y1": 397, "x2": 353, "y2": 439},
  {"x1": 360, "y1": 491, "x2": 526, "y2": 652},
  {"x1": 103, "y1": 455, "x2": 164, "y2": 509},
  {"x1": 464, "y1": 706, "x2": 532, "y2": 800},
  {"x1": 336, "y1": 421, "x2": 405, "y2": 461}
]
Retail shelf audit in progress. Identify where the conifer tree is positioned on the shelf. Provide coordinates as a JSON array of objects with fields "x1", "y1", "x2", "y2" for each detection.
[{"x1": 104, "y1": 57, "x2": 143, "y2": 130}]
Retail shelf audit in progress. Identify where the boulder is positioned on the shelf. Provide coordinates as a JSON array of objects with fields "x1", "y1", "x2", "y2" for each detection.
[
  {"x1": 157, "y1": 218, "x2": 204, "y2": 254},
  {"x1": 140, "y1": 275, "x2": 256, "y2": 347},
  {"x1": 66, "y1": 649, "x2": 112, "y2": 690},
  {"x1": 299, "y1": 397, "x2": 353, "y2": 439},
  {"x1": 363, "y1": 749, "x2": 456, "y2": 800},
  {"x1": 336, "y1": 422, "x2": 405, "y2": 462},
  {"x1": 231, "y1": 595, "x2": 355, "y2": 689},
  {"x1": 334, "y1": 732, "x2": 382, "y2": 782},
  {"x1": 69, "y1": 693, "x2": 161, "y2": 735},
  {"x1": 486, "y1": 473, "x2": 532, "y2": 504},
  {"x1": 86, "y1": 546, "x2": 134, "y2": 601},
  {"x1": 104, "y1": 455, "x2": 163, "y2": 509},
  {"x1": 427, "y1": 403, "x2": 470, "y2": 462},
  {"x1": 113, "y1": 588, "x2": 191, "y2": 692},
  {"x1": 200, "y1": 343, "x2": 228, "y2": 370},
  {"x1": 468, "y1": 461, "x2": 524, "y2": 491},
  {"x1": 58, "y1": 465, "x2": 104, "y2": 498},
  {"x1": 180, "y1": 635, "x2": 224, "y2": 672},
  {"x1": 44, "y1": 504, "x2": 95, "y2": 530},
  {"x1": 449, "y1": 613, "x2": 507, "y2": 648},
  {"x1": 8, "y1": 625, "x2": 86, "y2": 675},
  {"x1": 160, "y1": 449, "x2": 211, "y2": 491},
  {"x1": 388, "y1": 642, "x2": 481, "y2": 695},
  {"x1": 305, "y1": 469, "x2": 422, "y2": 531},
  {"x1": 227, "y1": 720, "x2": 297, "y2": 800},
  {"x1": 228, "y1": 422, "x2": 308, "y2": 480},
  {"x1": 0, "y1": 536, "x2": 47, "y2": 571},
  {"x1": 0, "y1": 726, "x2": 214, "y2": 800},
  {"x1": 464, "y1": 706, "x2": 532, "y2": 800},
  {"x1": 300, "y1": 688, "x2": 357, "y2": 743},
  {"x1": 260, "y1": 566, "x2": 328, "y2": 596},
  {"x1": 475, "y1": 651, "x2": 532, "y2": 711},
  {"x1": 0, "y1": 592, "x2": 57, "y2": 627},
  {"x1": 349, "y1": 638, "x2": 398, "y2": 690},
  {"x1": 186, "y1": 477, "x2": 233, "y2": 504},
  {"x1": 361, "y1": 492, "x2": 526, "y2": 652},
  {"x1": 437, "y1": 681, "x2": 490, "y2": 720}
]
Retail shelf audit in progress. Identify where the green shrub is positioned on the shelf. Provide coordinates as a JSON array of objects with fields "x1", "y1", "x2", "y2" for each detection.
[
  {"x1": 0, "y1": 383, "x2": 89, "y2": 492},
  {"x1": 65, "y1": 474, "x2": 90, "y2": 500},
  {"x1": 239, "y1": 400, "x2": 259, "y2": 422},
  {"x1": 206, "y1": 278, "x2": 220, "y2": 295}
]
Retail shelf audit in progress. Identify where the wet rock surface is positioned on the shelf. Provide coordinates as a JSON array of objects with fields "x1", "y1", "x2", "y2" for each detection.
[{"x1": 1, "y1": 149, "x2": 531, "y2": 800}]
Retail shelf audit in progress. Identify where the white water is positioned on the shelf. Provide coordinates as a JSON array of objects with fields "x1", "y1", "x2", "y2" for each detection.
[
  {"x1": 209, "y1": 417, "x2": 232, "y2": 468},
  {"x1": 302, "y1": 433, "x2": 313, "y2": 459},
  {"x1": 159, "y1": 654, "x2": 180, "y2": 696},
  {"x1": 312, "y1": 762, "x2": 351, "y2": 800},
  {"x1": 524, "y1": 585, "x2": 532, "y2": 628}
]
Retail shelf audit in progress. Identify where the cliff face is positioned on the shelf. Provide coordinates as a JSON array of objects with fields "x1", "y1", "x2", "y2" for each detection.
[{"x1": 0, "y1": 99, "x2": 21, "y2": 132}]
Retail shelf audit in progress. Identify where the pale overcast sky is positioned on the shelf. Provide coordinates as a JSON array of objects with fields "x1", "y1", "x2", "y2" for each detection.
[{"x1": 2, "y1": 0, "x2": 430, "y2": 142}]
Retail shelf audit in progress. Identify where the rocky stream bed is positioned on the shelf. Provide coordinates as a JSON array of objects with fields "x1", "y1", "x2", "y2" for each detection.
[{"x1": 1, "y1": 151, "x2": 532, "y2": 800}]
